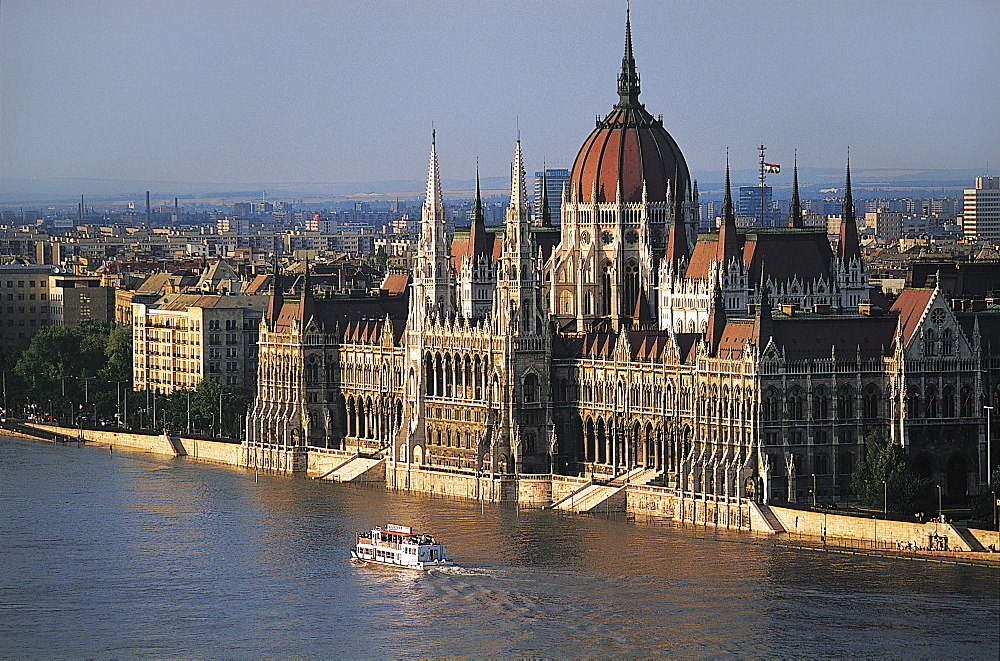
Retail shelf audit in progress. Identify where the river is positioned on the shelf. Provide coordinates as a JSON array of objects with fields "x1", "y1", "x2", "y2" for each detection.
[{"x1": 1, "y1": 435, "x2": 996, "y2": 657}]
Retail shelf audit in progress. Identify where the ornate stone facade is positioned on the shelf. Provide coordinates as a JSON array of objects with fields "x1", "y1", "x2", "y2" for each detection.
[{"x1": 244, "y1": 15, "x2": 999, "y2": 506}]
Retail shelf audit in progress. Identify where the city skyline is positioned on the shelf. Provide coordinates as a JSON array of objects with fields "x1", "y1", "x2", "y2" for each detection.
[{"x1": 2, "y1": 0, "x2": 998, "y2": 192}]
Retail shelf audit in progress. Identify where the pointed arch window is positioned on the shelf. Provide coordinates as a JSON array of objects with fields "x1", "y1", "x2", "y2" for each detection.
[
  {"x1": 813, "y1": 387, "x2": 829, "y2": 419},
  {"x1": 941, "y1": 328, "x2": 955, "y2": 356},
  {"x1": 960, "y1": 384, "x2": 972, "y2": 417},
  {"x1": 787, "y1": 387, "x2": 804, "y2": 420},
  {"x1": 862, "y1": 383, "x2": 879, "y2": 419},
  {"x1": 601, "y1": 263, "x2": 613, "y2": 316},
  {"x1": 837, "y1": 384, "x2": 854, "y2": 419},
  {"x1": 942, "y1": 384, "x2": 956, "y2": 417},
  {"x1": 924, "y1": 386, "x2": 937, "y2": 418},
  {"x1": 523, "y1": 373, "x2": 539, "y2": 404},
  {"x1": 923, "y1": 329, "x2": 937, "y2": 356},
  {"x1": 623, "y1": 260, "x2": 639, "y2": 317}
]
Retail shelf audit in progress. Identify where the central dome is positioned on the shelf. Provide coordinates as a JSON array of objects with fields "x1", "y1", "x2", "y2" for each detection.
[{"x1": 569, "y1": 15, "x2": 689, "y2": 205}]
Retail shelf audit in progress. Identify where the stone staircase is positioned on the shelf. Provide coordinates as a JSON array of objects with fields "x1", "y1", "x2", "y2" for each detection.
[
  {"x1": 551, "y1": 482, "x2": 626, "y2": 513},
  {"x1": 314, "y1": 455, "x2": 384, "y2": 483},
  {"x1": 161, "y1": 433, "x2": 187, "y2": 457},
  {"x1": 616, "y1": 467, "x2": 660, "y2": 486},
  {"x1": 945, "y1": 522, "x2": 987, "y2": 552},
  {"x1": 748, "y1": 501, "x2": 786, "y2": 534}
]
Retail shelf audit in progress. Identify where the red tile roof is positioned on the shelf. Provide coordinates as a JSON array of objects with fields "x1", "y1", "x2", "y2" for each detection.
[
  {"x1": 380, "y1": 272, "x2": 410, "y2": 295},
  {"x1": 890, "y1": 288, "x2": 935, "y2": 346}
]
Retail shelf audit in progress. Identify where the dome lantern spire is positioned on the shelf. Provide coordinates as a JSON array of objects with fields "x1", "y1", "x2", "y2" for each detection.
[{"x1": 617, "y1": 6, "x2": 641, "y2": 107}]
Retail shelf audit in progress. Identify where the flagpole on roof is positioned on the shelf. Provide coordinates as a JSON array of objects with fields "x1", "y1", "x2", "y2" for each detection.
[{"x1": 759, "y1": 145, "x2": 766, "y2": 226}]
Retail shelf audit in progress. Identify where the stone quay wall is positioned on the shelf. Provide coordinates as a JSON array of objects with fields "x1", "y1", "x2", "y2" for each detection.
[
  {"x1": 25, "y1": 423, "x2": 241, "y2": 464},
  {"x1": 14, "y1": 426, "x2": 998, "y2": 555},
  {"x1": 769, "y1": 505, "x2": 1000, "y2": 552}
]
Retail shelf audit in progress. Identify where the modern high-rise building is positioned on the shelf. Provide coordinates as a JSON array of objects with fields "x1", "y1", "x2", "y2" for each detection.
[
  {"x1": 961, "y1": 176, "x2": 1000, "y2": 241},
  {"x1": 864, "y1": 209, "x2": 903, "y2": 241},
  {"x1": 737, "y1": 186, "x2": 775, "y2": 226},
  {"x1": 533, "y1": 168, "x2": 569, "y2": 227}
]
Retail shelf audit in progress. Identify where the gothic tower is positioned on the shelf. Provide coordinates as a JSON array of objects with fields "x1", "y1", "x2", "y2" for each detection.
[{"x1": 409, "y1": 131, "x2": 455, "y2": 332}]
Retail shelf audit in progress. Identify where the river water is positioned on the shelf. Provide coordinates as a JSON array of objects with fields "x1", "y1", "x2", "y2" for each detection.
[{"x1": 1, "y1": 435, "x2": 997, "y2": 658}]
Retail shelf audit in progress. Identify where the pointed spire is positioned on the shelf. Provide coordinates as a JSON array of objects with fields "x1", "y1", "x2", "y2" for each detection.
[
  {"x1": 788, "y1": 151, "x2": 803, "y2": 229},
  {"x1": 706, "y1": 274, "x2": 727, "y2": 357},
  {"x1": 424, "y1": 129, "x2": 444, "y2": 212},
  {"x1": 539, "y1": 166, "x2": 552, "y2": 227},
  {"x1": 838, "y1": 150, "x2": 862, "y2": 261},
  {"x1": 717, "y1": 153, "x2": 741, "y2": 263},
  {"x1": 753, "y1": 275, "x2": 774, "y2": 347},
  {"x1": 511, "y1": 139, "x2": 528, "y2": 211},
  {"x1": 266, "y1": 250, "x2": 283, "y2": 324},
  {"x1": 665, "y1": 167, "x2": 689, "y2": 264},
  {"x1": 297, "y1": 258, "x2": 314, "y2": 323},
  {"x1": 617, "y1": 4, "x2": 641, "y2": 107},
  {"x1": 467, "y1": 165, "x2": 490, "y2": 258}
]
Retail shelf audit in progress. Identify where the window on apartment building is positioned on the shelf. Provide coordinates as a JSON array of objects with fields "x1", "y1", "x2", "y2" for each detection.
[
  {"x1": 227, "y1": 376, "x2": 237, "y2": 385},
  {"x1": 17, "y1": 294, "x2": 24, "y2": 301},
  {"x1": 40, "y1": 293, "x2": 46, "y2": 300},
  {"x1": 18, "y1": 281, "x2": 24, "y2": 287},
  {"x1": 226, "y1": 361, "x2": 236, "y2": 372},
  {"x1": 226, "y1": 333, "x2": 237, "y2": 344},
  {"x1": 5, "y1": 294, "x2": 11, "y2": 301},
  {"x1": 226, "y1": 348, "x2": 237, "y2": 358},
  {"x1": 29, "y1": 294, "x2": 35, "y2": 300},
  {"x1": 29, "y1": 281, "x2": 35, "y2": 287}
]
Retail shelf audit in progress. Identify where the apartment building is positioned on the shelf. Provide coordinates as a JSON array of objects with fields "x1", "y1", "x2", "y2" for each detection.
[{"x1": 132, "y1": 293, "x2": 267, "y2": 394}]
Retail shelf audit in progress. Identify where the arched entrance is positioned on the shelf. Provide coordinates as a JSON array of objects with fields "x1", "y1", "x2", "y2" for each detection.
[{"x1": 945, "y1": 454, "x2": 968, "y2": 497}]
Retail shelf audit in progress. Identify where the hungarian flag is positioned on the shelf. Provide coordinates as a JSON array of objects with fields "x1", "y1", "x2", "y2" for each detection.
[{"x1": 763, "y1": 163, "x2": 781, "y2": 174}]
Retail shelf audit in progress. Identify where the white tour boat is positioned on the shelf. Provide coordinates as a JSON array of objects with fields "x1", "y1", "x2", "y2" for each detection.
[{"x1": 351, "y1": 523, "x2": 452, "y2": 570}]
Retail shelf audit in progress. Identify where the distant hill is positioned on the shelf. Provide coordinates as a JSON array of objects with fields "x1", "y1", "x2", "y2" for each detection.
[{"x1": 1, "y1": 168, "x2": 985, "y2": 207}]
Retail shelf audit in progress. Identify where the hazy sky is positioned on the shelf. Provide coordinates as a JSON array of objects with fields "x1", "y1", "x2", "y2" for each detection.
[{"x1": 2, "y1": 0, "x2": 998, "y2": 189}]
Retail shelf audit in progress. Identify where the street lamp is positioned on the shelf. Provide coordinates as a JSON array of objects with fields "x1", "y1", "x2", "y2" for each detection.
[
  {"x1": 883, "y1": 479, "x2": 887, "y2": 519},
  {"x1": 985, "y1": 405, "x2": 993, "y2": 485},
  {"x1": 812, "y1": 473, "x2": 817, "y2": 507},
  {"x1": 937, "y1": 484, "x2": 943, "y2": 521},
  {"x1": 110, "y1": 380, "x2": 128, "y2": 428}
]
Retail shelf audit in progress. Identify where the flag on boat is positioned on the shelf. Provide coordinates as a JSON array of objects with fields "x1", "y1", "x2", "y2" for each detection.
[{"x1": 763, "y1": 162, "x2": 781, "y2": 174}]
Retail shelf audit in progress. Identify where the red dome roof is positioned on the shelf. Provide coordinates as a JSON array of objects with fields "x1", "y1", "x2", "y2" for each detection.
[{"x1": 569, "y1": 16, "x2": 689, "y2": 205}]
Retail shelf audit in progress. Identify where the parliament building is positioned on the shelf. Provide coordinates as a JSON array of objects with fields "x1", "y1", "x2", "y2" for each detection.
[{"x1": 243, "y1": 15, "x2": 998, "y2": 513}]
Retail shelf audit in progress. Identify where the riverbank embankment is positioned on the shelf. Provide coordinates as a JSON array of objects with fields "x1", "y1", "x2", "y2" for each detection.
[{"x1": 7, "y1": 421, "x2": 998, "y2": 568}]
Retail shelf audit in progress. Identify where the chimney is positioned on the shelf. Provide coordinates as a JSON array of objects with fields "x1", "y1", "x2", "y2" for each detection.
[{"x1": 146, "y1": 191, "x2": 151, "y2": 225}]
